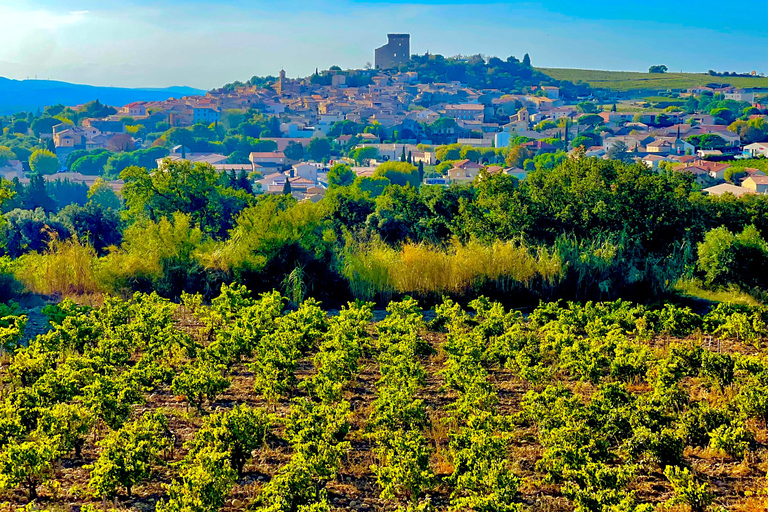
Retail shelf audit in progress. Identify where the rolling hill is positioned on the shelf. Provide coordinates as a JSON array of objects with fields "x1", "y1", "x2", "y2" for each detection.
[
  {"x1": 538, "y1": 67, "x2": 768, "y2": 93},
  {"x1": 0, "y1": 77, "x2": 205, "y2": 114}
]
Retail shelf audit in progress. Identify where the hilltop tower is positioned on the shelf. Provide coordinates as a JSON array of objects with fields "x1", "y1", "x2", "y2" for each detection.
[{"x1": 375, "y1": 34, "x2": 410, "y2": 70}]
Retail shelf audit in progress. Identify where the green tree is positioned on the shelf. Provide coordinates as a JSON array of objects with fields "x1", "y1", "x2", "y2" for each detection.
[
  {"x1": 373, "y1": 161, "x2": 420, "y2": 188},
  {"x1": 121, "y1": 160, "x2": 253, "y2": 238},
  {"x1": 307, "y1": 137, "x2": 331, "y2": 162},
  {"x1": 649, "y1": 65, "x2": 668, "y2": 74},
  {"x1": 284, "y1": 141, "x2": 305, "y2": 160},
  {"x1": 0, "y1": 146, "x2": 16, "y2": 167},
  {"x1": 328, "y1": 163, "x2": 356, "y2": 188},
  {"x1": 29, "y1": 149, "x2": 60, "y2": 175},
  {"x1": 88, "y1": 178, "x2": 122, "y2": 210}
]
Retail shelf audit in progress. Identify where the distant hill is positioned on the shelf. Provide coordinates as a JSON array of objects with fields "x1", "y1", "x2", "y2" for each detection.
[
  {"x1": 0, "y1": 77, "x2": 205, "y2": 114},
  {"x1": 537, "y1": 68, "x2": 768, "y2": 93}
]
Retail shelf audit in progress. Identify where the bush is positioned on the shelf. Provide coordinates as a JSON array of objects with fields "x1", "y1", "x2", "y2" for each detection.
[
  {"x1": 184, "y1": 405, "x2": 271, "y2": 476},
  {"x1": 0, "y1": 439, "x2": 57, "y2": 500},
  {"x1": 88, "y1": 411, "x2": 171, "y2": 498},
  {"x1": 171, "y1": 359, "x2": 230, "y2": 412},
  {"x1": 156, "y1": 447, "x2": 237, "y2": 512},
  {"x1": 663, "y1": 466, "x2": 713, "y2": 512}
]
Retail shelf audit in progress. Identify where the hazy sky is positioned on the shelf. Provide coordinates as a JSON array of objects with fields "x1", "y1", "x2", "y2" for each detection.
[{"x1": 1, "y1": 0, "x2": 766, "y2": 90}]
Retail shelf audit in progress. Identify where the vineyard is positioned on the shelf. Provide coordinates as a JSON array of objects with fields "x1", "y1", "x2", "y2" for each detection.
[{"x1": 2, "y1": 288, "x2": 768, "y2": 511}]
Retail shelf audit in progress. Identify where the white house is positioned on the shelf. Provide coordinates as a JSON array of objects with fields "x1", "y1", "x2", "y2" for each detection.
[
  {"x1": 292, "y1": 163, "x2": 318, "y2": 182},
  {"x1": 744, "y1": 142, "x2": 768, "y2": 158}
]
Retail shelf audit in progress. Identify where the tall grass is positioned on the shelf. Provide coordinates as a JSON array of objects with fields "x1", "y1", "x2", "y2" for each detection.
[
  {"x1": 342, "y1": 239, "x2": 561, "y2": 302},
  {"x1": 342, "y1": 236, "x2": 687, "y2": 304},
  {"x1": 14, "y1": 236, "x2": 102, "y2": 296}
]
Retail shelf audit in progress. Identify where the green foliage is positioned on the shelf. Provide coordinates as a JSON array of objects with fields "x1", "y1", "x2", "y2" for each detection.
[
  {"x1": 28, "y1": 149, "x2": 60, "y2": 175},
  {"x1": 184, "y1": 405, "x2": 271, "y2": 476},
  {"x1": 156, "y1": 447, "x2": 236, "y2": 512},
  {"x1": 0, "y1": 439, "x2": 56, "y2": 499},
  {"x1": 171, "y1": 359, "x2": 230, "y2": 412},
  {"x1": 371, "y1": 429, "x2": 434, "y2": 503},
  {"x1": 88, "y1": 411, "x2": 171, "y2": 498},
  {"x1": 663, "y1": 466, "x2": 714, "y2": 512}
]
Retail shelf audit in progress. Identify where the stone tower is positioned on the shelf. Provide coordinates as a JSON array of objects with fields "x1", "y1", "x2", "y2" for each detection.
[{"x1": 375, "y1": 34, "x2": 410, "y2": 70}]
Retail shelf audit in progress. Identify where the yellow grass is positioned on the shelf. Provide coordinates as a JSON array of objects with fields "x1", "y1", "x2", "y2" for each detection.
[
  {"x1": 14, "y1": 237, "x2": 102, "y2": 296},
  {"x1": 343, "y1": 239, "x2": 562, "y2": 300}
]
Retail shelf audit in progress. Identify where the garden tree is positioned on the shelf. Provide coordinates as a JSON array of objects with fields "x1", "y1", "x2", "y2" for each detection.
[
  {"x1": 0, "y1": 439, "x2": 57, "y2": 500},
  {"x1": 47, "y1": 178, "x2": 89, "y2": 209},
  {"x1": 88, "y1": 412, "x2": 172, "y2": 498},
  {"x1": 571, "y1": 132, "x2": 602, "y2": 150},
  {"x1": 282, "y1": 178, "x2": 293, "y2": 195},
  {"x1": 156, "y1": 448, "x2": 236, "y2": 512},
  {"x1": 436, "y1": 143, "x2": 462, "y2": 161},
  {"x1": 328, "y1": 120, "x2": 364, "y2": 137},
  {"x1": 121, "y1": 160, "x2": 254, "y2": 238},
  {"x1": 686, "y1": 133, "x2": 727, "y2": 151},
  {"x1": 729, "y1": 118, "x2": 768, "y2": 144},
  {"x1": 576, "y1": 102, "x2": 598, "y2": 114},
  {"x1": 307, "y1": 137, "x2": 331, "y2": 162},
  {"x1": 71, "y1": 151, "x2": 112, "y2": 175},
  {"x1": 284, "y1": 141, "x2": 305, "y2": 160},
  {"x1": 184, "y1": 405, "x2": 271, "y2": 476},
  {"x1": 78, "y1": 99, "x2": 117, "y2": 119},
  {"x1": 30, "y1": 117, "x2": 61, "y2": 137},
  {"x1": 418, "y1": 161, "x2": 424, "y2": 182},
  {"x1": 106, "y1": 133, "x2": 136, "y2": 153},
  {"x1": 29, "y1": 149, "x2": 60, "y2": 175},
  {"x1": 373, "y1": 161, "x2": 421, "y2": 188},
  {"x1": 505, "y1": 145, "x2": 532, "y2": 168},
  {"x1": 606, "y1": 141, "x2": 631, "y2": 162},
  {"x1": 649, "y1": 65, "x2": 668, "y2": 74},
  {"x1": 0, "y1": 146, "x2": 15, "y2": 167},
  {"x1": 534, "y1": 120, "x2": 558, "y2": 132},
  {"x1": 88, "y1": 178, "x2": 122, "y2": 210},
  {"x1": 23, "y1": 173, "x2": 58, "y2": 212},
  {"x1": 327, "y1": 163, "x2": 356, "y2": 188},
  {"x1": 350, "y1": 146, "x2": 379, "y2": 165},
  {"x1": 577, "y1": 114, "x2": 604, "y2": 127},
  {"x1": 11, "y1": 120, "x2": 29, "y2": 134},
  {"x1": 55, "y1": 202, "x2": 123, "y2": 254},
  {"x1": 697, "y1": 224, "x2": 768, "y2": 289},
  {"x1": 171, "y1": 360, "x2": 231, "y2": 412}
]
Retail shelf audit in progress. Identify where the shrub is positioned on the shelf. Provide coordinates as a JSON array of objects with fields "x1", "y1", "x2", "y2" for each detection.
[
  {"x1": 184, "y1": 405, "x2": 271, "y2": 477},
  {"x1": 371, "y1": 429, "x2": 434, "y2": 503},
  {"x1": 663, "y1": 466, "x2": 713, "y2": 512},
  {"x1": 0, "y1": 439, "x2": 57, "y2": 500},
  {"x1": 156, "y1": 447, "x2": 236, "y2": 512},
  {"x1": 708, "y1": 424, "x2": 753, "y2": 459},
  {"x1": 88, "y1": 411, "x2": 171, "y2": 498},
  {"x1": 171, "y1": 359, "x2": 230, "y2": 412}
]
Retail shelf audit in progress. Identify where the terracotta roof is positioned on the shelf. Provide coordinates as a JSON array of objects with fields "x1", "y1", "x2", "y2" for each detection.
[{"x1": 250, "y1": 152, "x2": 286, "y2": 159}]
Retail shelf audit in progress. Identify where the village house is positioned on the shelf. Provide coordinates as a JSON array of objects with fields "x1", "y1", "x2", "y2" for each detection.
[
  {"x1": 443, "y1": 104, "x2": 486, "y2": 122},
  {"x1": 743, "y1": 176, "x2": 768, "y2": 194}
]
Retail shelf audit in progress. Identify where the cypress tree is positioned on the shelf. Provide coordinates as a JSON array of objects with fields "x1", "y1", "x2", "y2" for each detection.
[{"x1": 282, "y1": 178, "x2": 292, "y2": 195}]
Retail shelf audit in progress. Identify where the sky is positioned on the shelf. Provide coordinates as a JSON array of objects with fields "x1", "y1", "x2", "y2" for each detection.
[{"x1": 0, "y1": 0, "x2": 766, "y2": 90}]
